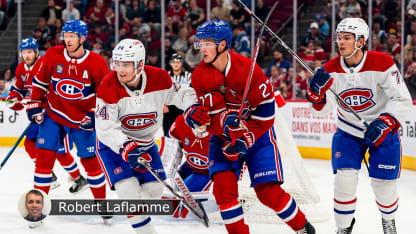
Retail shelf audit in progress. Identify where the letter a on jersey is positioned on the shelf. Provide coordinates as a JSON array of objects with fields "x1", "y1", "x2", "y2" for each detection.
[{"x1": 83, "y1": 70, "x2": 89, "y2": 79}]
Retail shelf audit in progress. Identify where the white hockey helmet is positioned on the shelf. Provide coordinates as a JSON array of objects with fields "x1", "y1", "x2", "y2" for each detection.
[
  {"x1": 336, "y1": 18, "x2": 369, "y2": 43},
  {"x1": 112, "y1": 39, "x2": 146, "y2": 69}
]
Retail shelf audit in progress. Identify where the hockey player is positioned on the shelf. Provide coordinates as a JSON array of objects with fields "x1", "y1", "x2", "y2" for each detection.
[
  {"x1": 305, "y1": 18, "x2": 412, "y2": 234},
  {"x1": 7, "y1": 37, "x2": 87, "y2": 193},
  {"x1": 27, "y1": 20, "x2": 109, "y2": 209},
  {"x1": 95, "y1": 39, "x2": 197, "y2": 233},
  {"x1": 186, "y1": 20, "x2": 315, "y2": 234},
  {"x1": 162, "y1": 113, "x2": 212, "y2": 218}
]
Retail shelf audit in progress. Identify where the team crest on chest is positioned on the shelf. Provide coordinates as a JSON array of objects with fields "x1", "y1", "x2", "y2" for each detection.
[
  {"x1": 338, "y1": 88, "x2": 375, "y2": 112},
  {"x1": 185, "y1": 152, "x2": 209, "y2": 170},
  {"x1": 56, "y1": 65, "x2": 63, "y2": 73},
  {"x1": 55, "y1": 78, "x2": 85, "y2": 100},
  {"x1": 120, "y1": 112, "x2": 158, "y2": 130}
]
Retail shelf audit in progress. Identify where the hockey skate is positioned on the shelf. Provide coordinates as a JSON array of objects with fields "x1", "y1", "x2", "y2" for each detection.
[
  {"x1": 50, "y1": 171, "x2": 60, "y2": 190},
  {"x1": 382, "y1": 218, "x2": 397, "y2": 234},
  {"x1": 69, "y1": 175, "x2": 88, "y2": 194},
  {"x1": 336, "y1": 218, "x2": 355, "y2": 234},
  {"x1": 296, "y1": 220, "x2": 316, "y2": 234}
]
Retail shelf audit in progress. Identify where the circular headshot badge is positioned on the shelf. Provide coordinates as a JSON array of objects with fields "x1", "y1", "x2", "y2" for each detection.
[{"x1": 18, "y1": 189, "x2": 51, "y2": 228}]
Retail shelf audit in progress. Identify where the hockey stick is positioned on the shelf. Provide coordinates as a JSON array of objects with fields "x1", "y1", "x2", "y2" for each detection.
[
  {"x1": 173, "y1": 174, "x2": 209, "y2": 222},
  {"x1": 137, "y1": 158, "x2": 210, "y2": 227},
  {"x1": 232, "y1": 0, "x2": 279, "y2": 145},
  {"x1": 0, "y1": 121, "x2": 33, "y2": 171},
  {"x1": 237, "y1": 0, "x2": 368, "y2": 127}
]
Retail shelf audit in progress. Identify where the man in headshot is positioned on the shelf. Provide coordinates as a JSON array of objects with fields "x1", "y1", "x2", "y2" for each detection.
[{"x1": 25, "y1": 189, "x2": 46, "y2": 222}]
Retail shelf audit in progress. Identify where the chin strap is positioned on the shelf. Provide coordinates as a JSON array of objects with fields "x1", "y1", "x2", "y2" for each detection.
[
  {"x1": 344, "y1": 40, "x2": 364, "y2": 59},
  {"x1": 207, "y1": 46, "x2": 227, "y2": 64}
]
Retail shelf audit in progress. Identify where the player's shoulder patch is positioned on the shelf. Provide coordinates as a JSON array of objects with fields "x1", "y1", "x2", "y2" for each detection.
[
  {"x1": 97, "y1": 71, "x2": 129, "y2": 104},
  {"x1": 360, "y1": 51, "x2": 395, "y2": 72},
  {"x1": 143, "y1": 65, "x2": 172, "y2": 94}
]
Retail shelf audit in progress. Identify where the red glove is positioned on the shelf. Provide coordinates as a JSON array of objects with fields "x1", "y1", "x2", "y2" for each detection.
[
  {"x1": 220, "y1": 110, "x2": 249, "y2": 139},
  {"x1": 120, "y1": 141, "x2": 152, "y2": 172},
  {"x1": 184, "y1": 104, "x2": 210, "y2": 128},
  {"x1": 364, "y1": 113, "x2": 399, "y2": 147},
  {"x1": 6, "y1": 94, "x2": 24, "y2": 111},
  {"x1": 222, "y1": 132, "x2": 254, "y2": 161}
]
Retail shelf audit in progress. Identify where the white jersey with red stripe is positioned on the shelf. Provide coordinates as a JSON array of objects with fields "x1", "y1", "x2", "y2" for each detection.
[
  {"x1": 95, "y1": 67, "x2": 197, "y2": 154},
  {"x1": 311, "y1": 51, "x2": 412, "y2": 138}
]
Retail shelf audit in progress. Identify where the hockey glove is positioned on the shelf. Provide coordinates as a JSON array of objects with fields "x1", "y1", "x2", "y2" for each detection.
[
  {"x1": 121, "y1": 141, "x2": 152, "y2": 172},
  {"x1": 364, "y1": 113, "x2": 399, "y2": 147},
  {"x1": 306, "y1": 67, "x2": 333, "y2": 104},
  {"x1": 6, "y1": 94, "x2": 24, "y2": 111},
  {"x1": 80, "y1": 110, "x2": 95, "y2": 131},
  {"x1": 184, "y1": 104, "x2": 210, "y2": 128},
  {"x1": 222, "y1": 132, "x2": 254, "y2": 161},
  {"x1": 221, "y1": 110, "x2": 249, "y2": 139},
  {"x1": 26, "y1": 101, "x2": 44, "y2": 124}
]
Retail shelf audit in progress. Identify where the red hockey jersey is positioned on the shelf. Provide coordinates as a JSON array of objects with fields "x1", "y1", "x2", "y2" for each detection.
[
  {"x1": 168, "y1": 115, "x2": 210, "y2": 174},
  {"x1": 11, "y1": 57, "x2": 44, "y2": 99},
  {"x1": 31, "y1": 46, "x2": 109, "y2": 129},
  {"x1": 191, "y1": 52, "x2": 276, "y2": 142}
]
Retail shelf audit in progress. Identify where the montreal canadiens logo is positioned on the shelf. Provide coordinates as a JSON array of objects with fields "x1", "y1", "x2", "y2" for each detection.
[
  {"x1": 120, "y1": 112, "x2": 157, "y2": 130},
  {"x1": 338, "y1": 88, "x2": 375, "y2": 112},
  {"x1": 55, "y1": 79, "x2": 85, "y2": 100},
  {"x1": 186, "y1": 152, "x2": 208, "y2": 170}
]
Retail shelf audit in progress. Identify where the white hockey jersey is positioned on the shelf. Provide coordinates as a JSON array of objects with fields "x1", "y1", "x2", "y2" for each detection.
[
  {"x1": 311, "y1": 51, "x2": 412, "y2": 138},
  {"x1": 95, "y1": 66, "x2": 197, "y2": 154}
]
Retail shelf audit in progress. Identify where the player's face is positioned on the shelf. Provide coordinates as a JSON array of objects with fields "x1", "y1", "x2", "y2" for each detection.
[
  {"x1": 63, "y1": 32, "x2": 82, "y2": 52},
  {"x1": 336, "y1": 32, "x2": 357, "y2": 57},
  {"x1": 114, "y1": 60, "x2": 137, "y2": 83},
  {"x1": 21, "y1": 49, "x2": 38, "y2": 66},
  {"x1": 170, "y1": 60, "x2": 182, "y2": 71},
  {"x1": 199, "y1": 39, "x2": 218, "y2": 63},
  {"x1": 25, "y1": 193, "x2": 43, "y2": 218}
]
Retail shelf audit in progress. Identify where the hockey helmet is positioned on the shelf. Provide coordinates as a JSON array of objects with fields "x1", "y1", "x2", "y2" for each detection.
[
  {"x1": 62, "y1": 20, "x2": 88, "y2": 39},
  {"x1": 336, "y1": 18, "x2": 369, "y2": 42},
  {"x1": 19, "y1": 37, "x2": 39, "y2": 51},
  {"x1": 112, "y1": 39, "x2": 146, "y2": 69},
  {"x1": 194, "y1": 20, "x2": 232, "y2": 49},
  {"x1": 170, "y1": 53, "x2": 183, "y2": 63}
]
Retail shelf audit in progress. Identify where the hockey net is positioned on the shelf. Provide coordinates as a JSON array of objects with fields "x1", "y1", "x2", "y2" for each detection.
[{"x1": 237, "y1": 104, "x2": 328, "y2": 223}]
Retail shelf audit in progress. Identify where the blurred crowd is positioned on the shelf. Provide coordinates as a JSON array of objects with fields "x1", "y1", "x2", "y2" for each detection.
[{"x1": 0, "y1": 0, "x2": 415, "y2": 101}]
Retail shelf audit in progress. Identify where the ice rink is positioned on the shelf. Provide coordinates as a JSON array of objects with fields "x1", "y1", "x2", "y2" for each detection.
[{"x1": 0, "y1": 146, "x2": 415, "y2": 234}]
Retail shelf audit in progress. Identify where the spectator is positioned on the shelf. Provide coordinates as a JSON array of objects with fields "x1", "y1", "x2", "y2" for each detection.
[
  {"x1": 372, "y1": 8, "x2": 386, "y2": 30},
  {"x1": 105, "y1": 26, "x2": 128, "y2": 51},
  {"x1": 41, "y1": 0, "x2": 62, "y2": 26},
  {"x1": 143, "y1": 0, "x2": 161, "y2": 32},
  {"x1": 313, "y1": 40, "x2": 327, "y2": 63},
  {"x1": 33, "y1": 28, "x2": 47, "y2": 50},
  {"x1": 372, "y1": 22, "x2": 388, "y2": 44},
  {"x1": 387, "y1": 31, "x2": 401, "y2": 59},
  {"x1": 315, "y1": 13, "x2": 330, "y2": 38},
  {"x1": 187, "y1": 0, "x2": 205, "y2": 29},
  {"x1": 211, "y1": 0, "x2": 230, "y2": 21},
  {"x1": 0, "y1": 0, "x2": 7, "y2": 30},
  {"x1": 0, "y1": 78, "x2": 8, "y2": 98},
  {"x1": 104, "y1": 6, "x2": 116, "y2": 27},
  {"x1": 232, "y1": 26, "x2": 250, "y2": 57},
  {"x1": 72, "y1": 0, "x2": 87, "y2": 16},
  {"x1": 84, "y1": 0, "x2": 106, "y2": 26},
  {"x1": 255, "y1": 0, "x2": 269, "y2": 22},
  {"x1": 172, "y1": 27, "x2": 189, "y2": 52},
  {"x1": 50, "y1": 31, "x2": 63, "y2": 46},
  {"x1": 404, "y1": 61, "x2": 416, "y2": 100},
  {"x1": 404, "y1": 32, "x2": 416, "y2": 66},
  {"x1": 62, "y1": 1, "x2": 80, "y2": 22},
  {"x1": 322, "y1": 0, "x2": 340, "y2": 23},
  {"x1": 301, "y1": 22, "x2": 325, "y2": 51},
  {"x1": 49, "y1": 18, "x2": 64, "y2": 38},
  {"x1": 163, "y1": 38, "x2": 175, "y2": 66},
  {"x1": 371, "y1": 34, "x2": 383, "y2": 52},
  {"x1": 147, "y1": 50, "x2": 161, "y2": 68},
  {"x1": 230, "y1": 0, "x2": 246, "y2": 28},
  {"x1": 166, "y1": 0, "x2": 187, "y2": 26},
  {"x1": 34, "y1": 17, "x2": 52, "y2": 42},
  {"x1": 287, "y1": 66, "x2": 307, "y2": 99},
  {"x1": 340, "y1": 0, "x2": 361, "y2": 18},
  {"x1": 125, "y1": 0, "x2": 145, "y2": 24},
  {"x1": 2, "y1": 68, "x2": 13, "y2": 91},
  {"x1": 88, "y1": 24, "x2": 110, "y2": 46},
  {"x1": 266, "y1": 49, "x2": 291, "y2": 77},
  {"x1": 269, "y1": 65, "x2": 281, "y2": 91}
]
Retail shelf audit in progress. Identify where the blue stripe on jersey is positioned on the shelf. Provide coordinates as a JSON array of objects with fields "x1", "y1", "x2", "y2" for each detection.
[
  {"x1": 32, "y1": 77, "x2": 49, "y2": 91},
  {"x1": 251, "y1": 100, "x2": 275, "y2": 118},
  {"x1": 338, "y1": 116, "x2": 364, "y2": 131},
  {"x1": 277, "y1": 199, "x2": 297, "y2": 219},
  {"x1": 87, "y1": 175, "x2": 106, "y2": 185},
  {"x1": 220, "y1": 205, "x2": 244, "y2": 220},
  {"x1": 334, "y1": 208, "x2": 355, "y2": 215},
  {"x1": 10, "y1": 85, "x2": 27, "y2": 97},
  {"x1": 132, "y1": 217, "x2": 151, "y2": 228},
  {"x1": 379, "y1": 206, "x2": 398, "y2": 215},
  {"x1": 34, "y1": 176, "x2": 52, "y2": 184}
]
